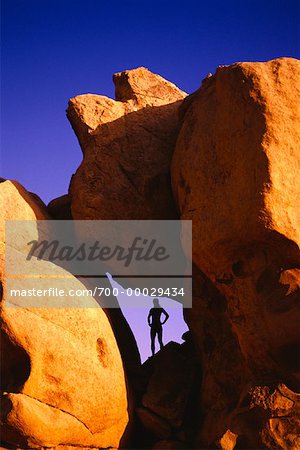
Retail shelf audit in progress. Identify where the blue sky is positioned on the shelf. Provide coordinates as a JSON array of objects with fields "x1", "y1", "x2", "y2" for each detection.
[
  {"x1": 1, "y1": 0, "x2": 299, "y2": 359},
  {"x1": 1, "y1": 0, "x2": 299, "y2": 203}
]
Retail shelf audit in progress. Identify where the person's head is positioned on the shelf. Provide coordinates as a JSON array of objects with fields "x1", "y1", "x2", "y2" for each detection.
[{"x1": 153, "y1": 298, "x2": 159, "y2": 308}]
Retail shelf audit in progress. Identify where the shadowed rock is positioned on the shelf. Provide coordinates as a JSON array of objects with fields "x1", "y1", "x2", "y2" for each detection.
[{"x1": 47, "y1": 194, "x2": 72, "y2": 219}]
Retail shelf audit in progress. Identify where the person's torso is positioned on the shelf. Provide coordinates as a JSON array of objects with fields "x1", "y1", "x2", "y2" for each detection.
[{"x1": 151, "y1": 308, "x2": 164, "y2": 325}]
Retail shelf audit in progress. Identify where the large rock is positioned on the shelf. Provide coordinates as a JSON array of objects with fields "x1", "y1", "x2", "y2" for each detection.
[
  {"x1": 172, "y1": 57, "x2": 300, "y2": 272},
  {"x1": 142, "y1": 342, "x2": 197, "y2": 430},
  {"x1": 47, "y1": 194, "x2": 72, "y2": 219},
  {"x1": 0, "y1": 180, "x2": 51, "y2": 278},
  {"x1": 0, "y1": 181, "x2": 128, "y2": 448},
  {"x1": 0, "y1": 180, "x2": 49, "y2": 223},
  {"x1": 65, "y1": 67, "x2": 186, "y2": 381},
  {"x1": 172, "y1": 58, "x2": 300, "y2": 448},
  {"x1": 184, "y1": 266, "x2": 246, "y2": 446},
  {"x1": 67, "y1": 67, "x2": 186, "y2": 220},
  {"x1": 47, "y1": 196, "x2": 142, "y2": 378},
  {"x1": 135, "y1": 407, "x2": 172, "y2": 439},
  {"x1": 133, "y1": 341, "x2": 199, "y2": 449}
]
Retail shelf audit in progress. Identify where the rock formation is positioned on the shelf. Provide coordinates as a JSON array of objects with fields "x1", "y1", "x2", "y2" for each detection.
[
  {"x1": 63, "y1": 66, "x2": 187, "y2": 382},
  {"x1": 0, "y1": 180, "x2": 51, "y2": 279},
  {"x1": 0, "y1": 181, "x2": 128, "y2": 449},
  {"x1": 172, "y1": 57, "x2": 300, "y2": 449},
  {"x1": 141, "y1": 342, "x2": 197, "y2": 430},
  {"x1": 66, "y1": 67, "x2": 186, "y2": 220},
  {"x1": 2, "y1": 58, "x2": 300, "y2": 449},
  {"x1": 47, "y1": 194, "x2": 72, "y2": 219},
  {"x1": 133, "y1": 339, "x2": 200, "y2": 449}
]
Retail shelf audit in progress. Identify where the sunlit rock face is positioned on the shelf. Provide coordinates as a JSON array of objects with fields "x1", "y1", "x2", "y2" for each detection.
[
  {"x1": 172, "y1": 58, "x2": 300, "y2": 449},
  {"x1": 67, "y1": 67, "x2": 186, "y2": 220},
  {"x1": 0, "y1": 181, "x2": 128, "y2": 449},
  {"x1": 64, "y1": 67, "x2": 187, "y2": 383},
  {"x1": 2, "y1": 58, "x2": 300, "y2": 450},
  {"x1": 0, "y1": 180, "x2": 51, "y2": 279}
]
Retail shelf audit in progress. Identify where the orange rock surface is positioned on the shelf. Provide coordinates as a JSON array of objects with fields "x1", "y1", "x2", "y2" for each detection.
[
  {"x1": 0, "y1": 181, "x2": 128, "y2": 449},
  {"x1": 2, "y1": 58, "x2": 300, "y2": 449},
  {"x1": 172, "y1": 57, "x2": 300, "y2": 449},
  {"x1": 67, "y1": 67, "x2": 186, "y2": 220}
]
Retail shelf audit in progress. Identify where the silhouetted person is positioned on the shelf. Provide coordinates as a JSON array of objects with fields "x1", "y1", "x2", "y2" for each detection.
[{"x1": 148, "y1": 298, "x2": 169, "y2": 356}]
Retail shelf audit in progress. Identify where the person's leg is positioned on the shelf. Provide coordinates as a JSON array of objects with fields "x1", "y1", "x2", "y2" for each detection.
[
  {"x1": 157, "y1": 325, "x2": 163, "y2": 350},
  {"x1": 150, "y1": 327, "x2": 156, "y2": 356}
]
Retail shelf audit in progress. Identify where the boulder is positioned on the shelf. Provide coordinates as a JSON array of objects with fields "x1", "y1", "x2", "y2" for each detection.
[
  {"x1": 172, "y1": 57, "x2": 300, "y2": 271},
  {"x1": 0, "y1": 180, "x2": 50, "y2": 278},
  {"x1": 0, "y1": 181, "x2": 128, "y2": 449},
  {"x1": 171, "y1": 57, "x2": 300, "y2": 448},
  {"x1": 142, "y1": 342, "x2": 197, "y2": 430},
  {"x1": 133, "y1": 341, "x2": 199, "y2": 449},
  {"x1": 65, "y1": 67, "x2": 186, "y2": 381},
  {"x1": 184, "y1": 266, "x2": 245, "y2": 446},
  {"x1": 0, "y1": 177, "x2": 49, "y2": 215},
  {"x1": 28, "y1": 191, "x2": 49, "y2": 213},
  {"x1": 67, "y1": 67, "x2": 186, "y2": 220},
  {"x1": 47, "y1": 194, "x2": 72, "y2": 219},
  {"x1": 0, "y1": 180, "x2": 49, "y2": 223},
  {"x1": 136, "y1": 407, "x2": 172, "y2": 439}
]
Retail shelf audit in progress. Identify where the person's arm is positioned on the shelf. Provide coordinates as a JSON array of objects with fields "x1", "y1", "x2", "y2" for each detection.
[
  {"x1": 147, "y1": 310, "x2": 152, "y2": 326},
  {"x1": 161, "y1": 309, "x2": 169, "y2": 324}
]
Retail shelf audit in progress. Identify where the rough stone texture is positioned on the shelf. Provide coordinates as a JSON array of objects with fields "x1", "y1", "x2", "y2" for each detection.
[
  {"x1": 73, "y1": 276, "x2": 141, "y2": 382},
  {"x1": 0, "y1": 181, "x2": 128, "y2": 448},
  {"x1": 219, "y1": 430, "x2": 238, "y2": 450},
  {"x1": 47, "y1": 194, "x2": 72, "y2": 219},
  {"x1": 171, "y1": 57, "x2": 300, "y2": 448},
  {"x1": 113, "y1": 68, "x2": 185, "y2": 105},
  {"x1": 0, "y1": 178, "x2": 49, "y2": 217},
  {"x1": 67, "y1": 67, "x2": 186, "y2": 220},
  {"x1": 184, "y1": 265, "x2": 246, "y2": 446},
  {"x1": 65, "y1": 67, "x2": 185, "y2": 383},
  {"x1": 0, "y1": 180, "x2": 51, "y2": 279},
  {"x1": 250, "y1": 384, "x2": 300, "y2": 449},
  {"x1": 3, "y1": 60, "x2": 300, "y2": 449},
  {"x1": 172, "y1": 57, "x2": 300, "y2": 271},
  {"x1": 46, "y1": 197, "x2": 141, "y2": 377},
  {"x1": 0, "y1": 180, "x2": 49, "y2": 222},
  {"x1": 133, "y1": 341, "x2": 199, "y2": 449},
  {"x1": 136, "y1": 407, "x2": 172, "y2": 439},
  {"x1": 142, "y1": 342, "x2": 197, "y2": 430}
]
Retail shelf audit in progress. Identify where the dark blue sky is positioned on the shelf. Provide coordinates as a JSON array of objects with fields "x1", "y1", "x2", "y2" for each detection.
[{"x1": 1, "y1": 0, "x2": 299, "y2": 203}]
